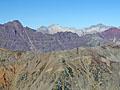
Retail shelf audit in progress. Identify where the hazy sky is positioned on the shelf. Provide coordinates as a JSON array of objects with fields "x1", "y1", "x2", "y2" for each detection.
[{"x1": 0, "y1": 0, "x2": 120, "y2": 29}]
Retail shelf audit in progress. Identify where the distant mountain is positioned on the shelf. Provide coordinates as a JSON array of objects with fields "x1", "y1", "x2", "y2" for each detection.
[
  {"x1": 48, "y1": 24, "x2": 82, "y2": 34},
  {"x1": 84, "y1": 23, "x2": 113, "y2": 34},
  {"x1": 101, "y1": 27, "x2": 120, "y2": 43},
  {"x1": 37, "y1": 26, "x2": 49, "y2": 34},
  {"x1": 0, "y1": 20, "x2": 120, "y2": 52},
  {"x1": 38, "y1": 23, "x2": 113, "y2": 36},
  {"x1": 38, "y1": 24, "x2": 83, "y2": 36}
]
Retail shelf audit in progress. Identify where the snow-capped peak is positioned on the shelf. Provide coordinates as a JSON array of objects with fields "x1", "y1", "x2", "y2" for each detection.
[
  {"x1": 84, "y1": 23, "x2": 113, "y2": 34},
  {"x1": 48, "y1": 24, "x2": 77, "y2": 34}
]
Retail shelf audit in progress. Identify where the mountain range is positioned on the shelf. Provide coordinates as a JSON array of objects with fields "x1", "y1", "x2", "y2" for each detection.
[
  {"x1": 0, "y1": 20, "x2": 120, "y2": 90},
  {"x1": 37, "y1": 23, "x2": 114, "y2": 35},
  {"x1": 0, "y1": 20, "x2": 120, "y2": 52}
]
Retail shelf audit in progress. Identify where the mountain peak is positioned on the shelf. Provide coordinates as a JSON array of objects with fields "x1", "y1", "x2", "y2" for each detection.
[
  {"x1": 84, "y1": 23, "x2": 113, "y2": 34},
  {"x1": 6, "y1": 20, "x2": 22, "y2": 26},
  {"x1": 12, "y1": 20, "x2": 21, "y2": 23},
  {"x1": 5, "y1": 20, "x2": 22, "y2": 25},
  {"x1": 4, "y1": 20, "x2": 24, "y2": 30}
]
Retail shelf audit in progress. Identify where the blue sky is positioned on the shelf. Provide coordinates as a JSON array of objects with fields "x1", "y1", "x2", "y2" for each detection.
[{"x1": 0, "y1": 0, "x2": 120, "y2": 29}]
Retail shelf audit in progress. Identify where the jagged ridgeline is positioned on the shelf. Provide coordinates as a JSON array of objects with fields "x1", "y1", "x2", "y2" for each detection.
[
  {"x1": 0, "y1": 45, "x2": 120, "y2": 90},
  {"x1": 1, "y1": 20, "x2": 120, "y2": 52}
]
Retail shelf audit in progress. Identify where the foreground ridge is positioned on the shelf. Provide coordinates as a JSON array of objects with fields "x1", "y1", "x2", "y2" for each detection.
[{"x1": 0, "y1": 45, "x2": 120, "y2": 90}]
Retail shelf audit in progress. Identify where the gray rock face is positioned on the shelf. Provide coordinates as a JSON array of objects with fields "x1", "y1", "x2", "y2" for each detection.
[{"x1": 0, "y1": 20, "x2": 32, "y2": 51}]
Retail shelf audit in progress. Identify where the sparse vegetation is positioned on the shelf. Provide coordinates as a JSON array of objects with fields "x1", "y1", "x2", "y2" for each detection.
[{"x1": 0, "y1": 46, "x2": 120, "y2": 90}]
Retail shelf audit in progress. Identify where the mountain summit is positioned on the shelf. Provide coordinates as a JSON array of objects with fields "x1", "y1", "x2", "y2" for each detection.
[{"x1": 3, "y1": 20, "x2": 24, "y2": 30}]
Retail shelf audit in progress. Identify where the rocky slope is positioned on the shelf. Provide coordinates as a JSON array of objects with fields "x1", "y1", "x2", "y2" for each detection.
[{"x1": 0, "y1": 44, "x2": 120, "y2": 90}]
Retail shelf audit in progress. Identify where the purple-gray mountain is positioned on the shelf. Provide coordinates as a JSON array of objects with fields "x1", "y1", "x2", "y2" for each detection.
[{"x1": 0, "y1": 20, "x2": 120, "y2": 52}]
